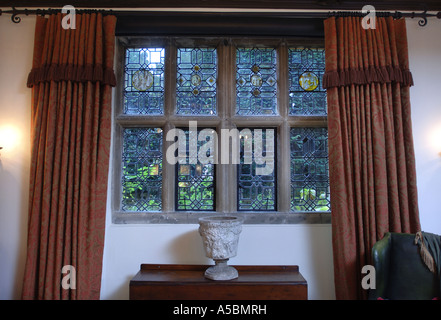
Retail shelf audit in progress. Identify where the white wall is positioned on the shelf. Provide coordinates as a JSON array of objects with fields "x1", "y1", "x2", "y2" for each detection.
[
  {"x1": 0, "y1": 12, "x2": 440, "y2": 300},
  {"x1": 0, "y1": 14, "x2": 34, "y2": 300},
  {"x1": 407, "y1": 18, "x2": 441, "y2": 235}
]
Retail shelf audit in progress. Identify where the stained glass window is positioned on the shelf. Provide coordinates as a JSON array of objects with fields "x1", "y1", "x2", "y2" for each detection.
[
  {"x1": 118, "y1": 38, "x2": 330, "y2": 224},
  {"x1": 290, "y1": 127, "x2": 330, "y2": 212},
  {"x1": 124, "y1": 48, "x2": 165, "y2": 115},
  {"x1": 288, "y1": 48, "x2": 326, "y2": 115},
  {"x1": 176, "y1": 128, "x2": 216, "y2": 211},
  {"x1": 236, "y1": 48, "x2": 277, "y2": 115},
  {"x1": 177, "y1": 48, "x2": 217, "y2": 115},
  {"x1": 122, "y1": 128, "x2": 163, "y2": 211},
  {"x1": 237, "y1": 128, "x2": 277, "y2": 211}
]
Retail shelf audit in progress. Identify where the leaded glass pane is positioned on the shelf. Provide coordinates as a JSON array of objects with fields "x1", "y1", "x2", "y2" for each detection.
[
  {"x1": 237, "y1": 128, "x2": 276, "y2": 211},
  {"x1": 236, "y1": 48, "x2": 277, "y2": 115},
  {"x1": 122, "y1": 128, "x2": 163, "y2": 211},
  {"x1": 290, "y1": 127, "x2": 330, "y2": 212},
  {"x1": 288, "y1": 48, "x2": 326, "y2": 115},
  {"x1": 176, "y1": 128, "x2": 215, "y2": 211},
  {"x1": 177, "y1": 48, "x2": 217, "y2": 115},
  {"x1": 124, "y1": 48, "x2": 165, "y2": 115}
]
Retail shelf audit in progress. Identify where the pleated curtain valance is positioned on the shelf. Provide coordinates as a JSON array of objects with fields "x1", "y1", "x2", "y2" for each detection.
[
  {"x1": 322, "y1": 16, "x2": 414, "y2": 89},
  {"x1": 26, "y1": 13, "x2": 116, "y2": 88}
]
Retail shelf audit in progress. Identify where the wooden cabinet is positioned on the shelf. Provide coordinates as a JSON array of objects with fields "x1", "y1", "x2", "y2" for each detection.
[{"x1": 129, "y1": 264, "x2": 307, "y2": 300}]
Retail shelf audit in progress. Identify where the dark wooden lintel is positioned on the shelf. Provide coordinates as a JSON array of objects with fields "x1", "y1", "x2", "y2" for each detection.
[{"x1": 1, "y1": 0, "x2": 441, "y2": 11}]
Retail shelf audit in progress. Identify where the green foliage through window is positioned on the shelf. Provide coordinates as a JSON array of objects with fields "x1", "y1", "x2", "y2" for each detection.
[
  {"x1": 290, "y1": 127, "x2": 330, "y2": 212},
  {"x1": 122, "y1": 128, "x2": 163, "y2": 211},
  {"x1": 237, "y1": 128, "x2": 277, "y2": 211},
  {"x1": 176, "y1": 128, "x2": 216, "y2": 211}
]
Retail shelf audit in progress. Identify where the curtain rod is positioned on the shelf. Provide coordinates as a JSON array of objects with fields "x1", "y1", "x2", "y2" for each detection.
[{"x1": 1, "y1": 7, "x2": 440, "y2": 27}]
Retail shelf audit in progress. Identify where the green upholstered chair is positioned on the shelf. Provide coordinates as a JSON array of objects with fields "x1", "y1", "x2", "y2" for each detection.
[{"x1": 369, "y1": 232, "x2": 440, "y2": 300}]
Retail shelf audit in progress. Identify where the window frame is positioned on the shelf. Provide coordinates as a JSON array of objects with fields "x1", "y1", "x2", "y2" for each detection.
[{"x1": 112, "y1": 36, "x2": 331, "y2": 224}]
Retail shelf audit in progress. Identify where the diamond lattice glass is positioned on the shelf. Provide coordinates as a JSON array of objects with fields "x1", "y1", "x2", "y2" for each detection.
[
  {"x1": 177, "y1": 48, "x2": 217, "y2": 115},
  {"x1": 290, "y1": 127, "x2": 330, "y2": 212},
  {"x1": 176, "y1": 128, "x2": 216, "y2": 211},
  {"x1": 288, "y1": 48, "x2": 326, "y2": 115},
  {"x1": 237, "y1": 128, "x2": 277, "y2": 211},
  {"x1": 124, "y1": 48, "x2": 165, "y2": 115},
  {"x1": 236, "y1": 48, "x2": 277, "y2": 115},
  {"x1": 122, "y1": 128, "x2": 163, "y2": 211}
]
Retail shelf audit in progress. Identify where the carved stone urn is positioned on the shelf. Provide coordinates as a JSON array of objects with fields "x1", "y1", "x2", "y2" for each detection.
[{"x1": 198, "y1": 216, "x2": 244, "y2": 280}]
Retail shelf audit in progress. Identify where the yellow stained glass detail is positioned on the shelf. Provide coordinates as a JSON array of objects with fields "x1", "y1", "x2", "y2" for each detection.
[{"x1": 299, "y1": 72, "x2": 319, "y2": 91}]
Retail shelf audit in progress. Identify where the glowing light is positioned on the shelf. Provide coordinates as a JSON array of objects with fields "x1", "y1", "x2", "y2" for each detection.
[
  {"x1": 0, "y1": 125, "x2": 21, "y2": 151},
  {"x1": 427, "y1": 125, "x2": 441, "y2": 156}
]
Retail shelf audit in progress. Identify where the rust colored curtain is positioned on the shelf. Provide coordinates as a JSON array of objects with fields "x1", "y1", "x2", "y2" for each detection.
[
  {"x1": 22, "y1": 12, "x2": 116, "y2": 300},
  {"x1": 323, "y1": 16, "x2": 421, "y2": 300}
]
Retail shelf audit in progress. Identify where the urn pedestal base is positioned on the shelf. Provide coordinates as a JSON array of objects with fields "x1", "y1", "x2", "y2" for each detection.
[{"x1": 204, "y1": 259, "x2": 238, "y2": 281}]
